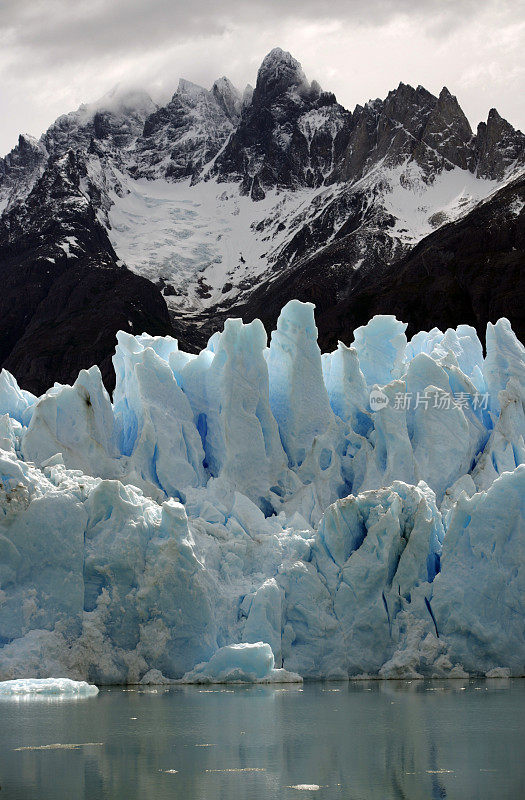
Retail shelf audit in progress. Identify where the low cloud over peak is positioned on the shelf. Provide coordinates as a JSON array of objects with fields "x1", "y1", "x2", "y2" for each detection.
[{"x1": 0, "y1": 0, "x2": 523, "y2": 154}]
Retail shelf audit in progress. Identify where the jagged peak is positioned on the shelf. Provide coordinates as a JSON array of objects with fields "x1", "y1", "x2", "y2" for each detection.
[
  {"x1": 434, "y1": 87, "x2": 471, "y2": 128},
  {"x1": 254, "y1": 47, "x2": 309, "y2": 103},
  {"x1": 439, "y1": 86, "x2": 454, "y2": 100},
  {"x1": 0, "y1": 133, "x2": 47, "y2": 165},
  {"x1": 481, "y1": 107, "x2": 522, "y2": 136},
  {"x1": 260, "y1": 47, "x2": 302, "y2": 72},
  {"x1": 487, "y1": 107, "x2": 503, "y2": 122},
  {"x1": 211, "y1": 77, "x2": 242, "y2": 121},
  {"x1": 176, "y1": 78, "x2": 209, "y2": 99},
  {"x1": 387, "y1": 82, "x2": 437, "y2": 105},
  {"x1": 212, "y1": 76, "x2": 240, "y2": 96},
  {"x1": 17, "y1": 133, "x2": 44, "y2": 150}
]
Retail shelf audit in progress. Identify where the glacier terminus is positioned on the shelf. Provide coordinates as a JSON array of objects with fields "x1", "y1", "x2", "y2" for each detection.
[{"x1": 0, "y1": 300, "x2": 524, "y2": 684}]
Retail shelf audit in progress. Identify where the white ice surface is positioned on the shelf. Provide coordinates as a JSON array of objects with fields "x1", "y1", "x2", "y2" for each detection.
[
  {"x1": 179, "y1": 642, "x2": 302, "y2": 683},
  {"x1": 0, "y1": 678, "x2": 98, "y2": 696},
  {"x1": 1, "y1": 303, "x2": 524, "y2": 682}
]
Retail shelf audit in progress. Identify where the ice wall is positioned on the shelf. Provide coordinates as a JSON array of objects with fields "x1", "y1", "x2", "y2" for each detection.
[{"x1": 1, "y1": 304, "x2": 524, "y2": 682}]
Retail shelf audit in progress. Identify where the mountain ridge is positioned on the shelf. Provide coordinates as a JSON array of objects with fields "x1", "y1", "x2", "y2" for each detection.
[{"x1": 0, "y1": 47, "x2": 524, "y2": 392}]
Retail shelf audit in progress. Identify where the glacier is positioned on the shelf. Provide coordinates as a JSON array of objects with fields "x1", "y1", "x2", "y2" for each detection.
[{"x1": 0, "y1": 300, "x2": 524, "y2": 683}]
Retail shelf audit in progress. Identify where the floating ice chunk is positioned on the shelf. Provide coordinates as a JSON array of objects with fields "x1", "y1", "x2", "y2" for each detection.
[
  {"x1": 179, "y1": 642, "x2": 302, "y2": 683},
  {"x1": 0, "y1": 677, "x2": 98, "y2": 696},
  {"x1": 352, "y1": 315, "x2": 407, "y2": 387}
]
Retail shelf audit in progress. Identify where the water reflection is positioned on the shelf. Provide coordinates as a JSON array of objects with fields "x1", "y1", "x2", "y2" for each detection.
[{"x1": 1, "y1": 680, "x2": 524, "y2": 799}]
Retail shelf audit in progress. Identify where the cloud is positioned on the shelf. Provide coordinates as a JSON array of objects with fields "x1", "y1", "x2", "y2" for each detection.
[{"x1": 0, "y1": 0, "x2": 524, "y2": 154}]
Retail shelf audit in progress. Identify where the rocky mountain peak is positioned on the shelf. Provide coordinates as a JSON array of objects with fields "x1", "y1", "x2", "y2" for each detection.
[
  {"x1": 253, "y1": 48, "x2": 310, "y2": 105},
  {"x1": 0, "y1": 47, "x2": 524, "y2": 396},
  {"x1": 476, "y1": 108, "x2": 525, "y2": 179},
  {"x1": 0, "y1": 134, "x2": 48, "y2": 212},
  {"x1": 212, "y1": 77, "x2": 242, "y2": 122},
  {"x1": 383, "y1": 82, "x2": 436, "y2": 131},
  {"x1": 176, "y1": 78, "x2": 208, "y2": 100},
  {"x1": 136, "y1": 77, "x2": 237, "y2": 180},
  {"x1": 210, "y1": 49, "x2": 349, "y2": 195},
  {"x1": 42, "y1": 86, "x2": 157, "y2": 158},
  {"x1": 415, "y1": 85, "x2": 474, "y2": 171}
]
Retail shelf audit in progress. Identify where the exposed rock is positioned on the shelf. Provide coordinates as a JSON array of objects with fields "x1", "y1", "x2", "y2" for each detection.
[{"x1": 0, "y1": 151, "x2": 174, "y2": 394}]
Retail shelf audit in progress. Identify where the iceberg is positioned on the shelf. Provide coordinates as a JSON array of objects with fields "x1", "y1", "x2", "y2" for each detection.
[
  {"x1": 0, "y1": 677, "x2": 98, "y2": 696},
  {"x1": 0, "y1": 303, "x2": 524, "y2": 682},
  {"x1": 179, "y1": 642, "x2": 302, "y2": 683}
]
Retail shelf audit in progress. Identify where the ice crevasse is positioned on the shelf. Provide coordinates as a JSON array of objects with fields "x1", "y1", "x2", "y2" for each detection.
[{"x1": 0, "y1": 300, "x2": 524, "y2": 683}]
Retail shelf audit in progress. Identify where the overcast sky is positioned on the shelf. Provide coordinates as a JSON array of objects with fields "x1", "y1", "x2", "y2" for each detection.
[{"x1": 1, "y1": 0, "x2": 524, "y2": 155}]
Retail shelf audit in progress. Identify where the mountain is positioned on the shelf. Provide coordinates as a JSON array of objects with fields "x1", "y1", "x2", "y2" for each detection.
[
  {"x1": 0, "y1": 149, "x2": 174, "y2": 394},
  {"x1": 234, "y1": 173, "x2": 525, "y2": 350},
  {"x1": 1, "y1": 48, "x2": 524, "y2": 391}
]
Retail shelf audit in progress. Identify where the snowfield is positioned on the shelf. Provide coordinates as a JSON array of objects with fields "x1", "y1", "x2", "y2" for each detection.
[
  {"x1": 0, "y1": 301, "x2": 524, "y2": 683},
  {"x1": 107, "y1": 173, "x2": 332, "y2": 314},
  {"x1": 105, "y1": 164, "x2": 500, "y2": 318}
]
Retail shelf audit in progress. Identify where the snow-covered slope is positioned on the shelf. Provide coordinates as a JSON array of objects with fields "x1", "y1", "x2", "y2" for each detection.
[
  {"x1": 1, "y1": 47, "x2": 524, "y2": 386},
  {"x1": 105, "y1": 161, "x2": 501, "y2": 321},
  {"x1": 107, "y1": 173, "x2": 332, "y2": 314},
  {"x1": 0, "y1": 301, "x2": 524, "y2": 682}
]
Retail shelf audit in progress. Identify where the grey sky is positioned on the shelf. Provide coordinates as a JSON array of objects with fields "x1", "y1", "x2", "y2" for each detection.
[{"x1": 1, "y1": 0, "x2": 524, "y2": 155}]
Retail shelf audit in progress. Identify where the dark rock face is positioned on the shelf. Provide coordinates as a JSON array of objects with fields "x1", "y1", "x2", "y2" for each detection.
[
  {"x1": 316, "y1": 175, "x2": 525, "y2": 348},
  {"x1": 232, "y1": 175, "x2": 525, "y2": 350},
  {"x1": 136, "y1": 78, "x2": 238, "y2": 181},
  {"x1": 475, "y1": 108, "x2": 525, "y2": 179},
  {"x1": 0, "y1": 151, "x2": 174, "y2": 394},
  {"x1": 0, "y1": 134, "x2": 48, "y2": 211},
  {"x1": 330, "y1": 83, "x2": 478, "y2": 184},
  {"x1": 212, "y1": 48, "x2": 350, "y2": 196},
  {"x1": 3, "y1": 263, "x2": 174, "y2": 396}
]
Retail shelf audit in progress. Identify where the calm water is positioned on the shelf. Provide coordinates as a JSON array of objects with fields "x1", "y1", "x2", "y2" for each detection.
[{"x1": 1, "y1": 680, "x2": 524, "y2": 800}]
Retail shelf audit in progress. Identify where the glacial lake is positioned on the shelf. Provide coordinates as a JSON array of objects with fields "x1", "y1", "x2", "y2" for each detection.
[{"x1": 1, "y1": 680, "x2": 524, "y2": 799}]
